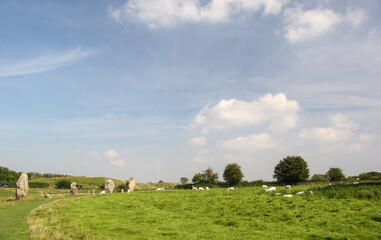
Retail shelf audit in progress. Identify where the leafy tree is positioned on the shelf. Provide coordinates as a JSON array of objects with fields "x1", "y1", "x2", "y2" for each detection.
[
  {"x1": 158, "y1": 180, "x2": 164, "y2": 183},
  {"x1": 223, "y1": 163, "x2": 244, "y2": 185},
  {"x1": 55, "y1": 179, "x2": 71, "y2": 189},
  {"x1": 326, "y1": 167, "x2": 345, "y2": 181},
  {"x1": 202, "y1": 167, "x2": 219, "y2": 183},
  {"x1": 180, "y1": 177, "x2": 189, "y2": 184},
  {"x1": 192, "y1": 173, "x2": 205, "y2": 183},
  {"x1": 273, "y1": 155, "x2": 309, "y2": 183}
]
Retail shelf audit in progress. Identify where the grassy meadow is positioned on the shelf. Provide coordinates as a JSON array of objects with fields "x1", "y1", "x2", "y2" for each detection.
[{"x1": 26, "y1": 183, "x2": 381, "y2": 240}]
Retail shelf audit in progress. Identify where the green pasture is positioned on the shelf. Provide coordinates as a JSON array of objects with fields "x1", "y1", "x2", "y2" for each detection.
[{"x1": 26, "y1": 184, "x2": 381, "y2": 240}]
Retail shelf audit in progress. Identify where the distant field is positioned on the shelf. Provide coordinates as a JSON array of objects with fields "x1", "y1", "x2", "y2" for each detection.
[
  {"x1": 28, "y1": 176, "x2": 178, "y2": 191},
  {"x1": 28, "y1": 184, "x2": 381, "y2": 240}
]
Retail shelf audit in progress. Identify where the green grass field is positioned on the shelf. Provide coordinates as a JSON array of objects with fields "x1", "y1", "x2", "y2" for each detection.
[{"x1": 24, "y1": 184, "x2": 381, "y2": 240}]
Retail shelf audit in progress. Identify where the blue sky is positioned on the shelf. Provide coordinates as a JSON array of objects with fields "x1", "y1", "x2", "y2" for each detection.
[{"x1": 1, "y1": 0, "x2": 380, "y2": 182}]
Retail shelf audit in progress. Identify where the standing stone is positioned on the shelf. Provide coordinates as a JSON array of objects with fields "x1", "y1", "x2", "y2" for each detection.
[
  {"x1": 126, "y1": 177, "x2": 136, "y2": 192},
  {"x1": 70, "y1": 182, "x2": 78, "y2": 196},
  {"x1": 15, "y1": 173, "x2": 29, "y2": 200},
  {"x1": 104, "y1": 179, "x2": 115, "y2": 193}
]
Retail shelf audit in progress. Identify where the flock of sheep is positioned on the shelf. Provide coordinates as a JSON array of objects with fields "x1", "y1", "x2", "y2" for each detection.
[{"x1": 154, "y1": 184, "x2": 314, "y2": 198}]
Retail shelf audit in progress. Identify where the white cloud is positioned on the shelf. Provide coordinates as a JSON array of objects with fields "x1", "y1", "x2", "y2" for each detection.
[
  {"x1": 220, "y1": 133, "x2": 276, "y2": 152},
  {"x1": 0, "y1": 47, "x2": 97, "y2": 77},
  {"x1": 299, "y1": 113, "x2": 355, "y2": 143},
  {"x1": 110, "y1": 0, "x2": 284, "y2": 29},
  {"x1": 359, "y1": 133, "x2": 373, "y2": 143},
  {"x1": 188, "y1": 136, "x2": 208, "y2": 148},
  {"x1": 284, "y1": 7, "x2": 367, "y2": 43},
  {"x1": 190, "y1": 93, "x2": 299, "y2": 133},
  {"x1": 284, "y1": 7, "x2": 342, "y2": 43},
  {"x1": 104, "y1": 149, "x2": 120, "y2": 158},
  {"x1": 109, "y1": 159, "x2": 125, "y2": 167}
]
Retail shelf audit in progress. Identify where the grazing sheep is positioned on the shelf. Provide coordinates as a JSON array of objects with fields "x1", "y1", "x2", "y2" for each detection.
[
  {"x1": 283, "y1": 194, "x2": 293, "y2": 198},
  {"x1": 199, "y1": 187, "x2": 204, "y2": 190},
  {"x1": 275, "y1": 193, "x2": 281, "y2": 195},
  {"x1": 205, "y1": 187, "x2": 210, "y2": 190},
  {"x1": 44, "y1": 194, "x2": 52, "y2": 199},
  {"x1": 285, "y1": 185, "x2": 291, "y2": 189},
  {"x1": 354, "y1": 182, "x2": 359, "y2": 184},
  {"x1": 296, "y1": 191, "x2": 305, "y2": 195},
  {"x1": 227, "y1": 187, "x2": 235, "y2": 191},
  {"x1": 269, "y1": 187, "x2": 276, "y2": 191},
  {"x1": 100, "y1": 190, "x2": 106, "y2": 195},
  {"x1": 328, "y1": 183, "x2": 332, "y2": 186},
  {"x1": 156, "y1": 188, "x2": 165, "y2": 191},
  {"x1": 127, "y1": 189, "x2": 131, "y2": 193},
  {"x1": 262, "y1": 185, "x2": 268, "y2": 188},
  {"x1": 309, "y1": 191, "x2": 314, "y2": 194},
  {"x1": 192, "y1": 186, "x2": 198, "y2": 190}
]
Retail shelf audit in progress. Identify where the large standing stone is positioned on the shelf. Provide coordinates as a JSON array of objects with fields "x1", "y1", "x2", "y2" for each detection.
[
  {"x1": 70, "y1": 182, "x2": 78, "y2": 196},
  {"x1": 15, "y1": 173, "x2": 29, "y2": 200},
  {"x1": 104, "y1": 179, "x2": 115, "y2": 193},
  {"x1": 126, "y1": 177, "x2": 136, "y2": 192}
]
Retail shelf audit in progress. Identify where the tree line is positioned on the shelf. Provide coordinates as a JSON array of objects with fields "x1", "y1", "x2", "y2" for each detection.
[
  {"x1": 180, "y1": 155, "x2": 381, "y2": 186},
  {"x1": 0, "y1": 166, "x2": 70, "y2": 183}
]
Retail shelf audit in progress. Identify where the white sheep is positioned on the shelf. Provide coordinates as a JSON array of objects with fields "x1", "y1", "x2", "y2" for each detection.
[
  {"x1": 309, "y1": 191, "x2": 314, "y2": 194},
  {"x1": 227, "y1": 187, "x2": 235, "y2": 191},
  {"x1": 275, "y1": 193, "x2": 281, "y2": 195},
  {"x1": 283, "y1": 194, "x2": 293, "y2": 198},
  {"x1": 156, "y1": 188, "x2": 164, "y2": 191},
  {"x1": 354, "y1": 181, "x2": 359, "y2": 184},
  {"x1": 100, "y1": 190, "x2": 106, "y2": 195},
  {"x1": 205, "y1": 187, "x2": 210, "y2": 190},
  {"x1": 199, "y1": 187, "x2": 204, "y2": 190},
  {"x1": 269, "y1": 187, "x2": 276, "y2": 191},
  {"x1": 44, "y1": 194, "x2": 52, "y2": 199},
  {"x1": 296, "y1": 191, "x2": 305, "y2": 195},
  {"x1": 262, "y1": 185, "x2": 268, "y2": 188},
  {"x1": 285, "y1": 185, "x2": 291, "y2": 189},
  {"x1": 192, "y1": 186, "x2": 198, "y2": 190}
]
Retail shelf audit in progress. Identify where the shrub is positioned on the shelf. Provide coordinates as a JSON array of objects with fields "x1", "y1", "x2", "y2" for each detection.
[
  {"x1": 55, "y1": 179, "x2": 71, "y2": 189},
  {"x1": 29, "y1": 182, "x2": 50, "y2": 188}
]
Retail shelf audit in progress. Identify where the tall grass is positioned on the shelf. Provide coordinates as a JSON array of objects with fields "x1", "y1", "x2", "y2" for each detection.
[{"x1": 311, "y1": 182, "x2": 381, "y2": 199}]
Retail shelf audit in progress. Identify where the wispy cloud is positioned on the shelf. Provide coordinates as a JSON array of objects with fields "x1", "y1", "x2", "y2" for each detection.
[{"x1": 0, "y1": 47, "x2": 97, "y2": 78}]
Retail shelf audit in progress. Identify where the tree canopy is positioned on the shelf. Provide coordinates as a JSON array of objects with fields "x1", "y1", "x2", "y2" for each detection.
[
  {"x1": 273, "y1": 155, "x2": 309, "y2": 183},
  {"x1": 326, "y1": 167, "x2": 345, "y2": 181},
  {"x1": 223, "y1": 163, "x2": 244, "y2": 185}
]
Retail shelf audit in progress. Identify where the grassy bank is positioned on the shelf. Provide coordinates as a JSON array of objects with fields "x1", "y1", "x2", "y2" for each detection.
[{"x1": 28, "y1": 185, "x2": 381, "y2": 240}]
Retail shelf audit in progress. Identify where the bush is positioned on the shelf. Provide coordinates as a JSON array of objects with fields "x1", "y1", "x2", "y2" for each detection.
[
  {"x1": 116, "y1": 184, "x2": 127, "y2": 192},
  {"x1": 55, "y1": 179, "x2": 71, "y2": 189}
]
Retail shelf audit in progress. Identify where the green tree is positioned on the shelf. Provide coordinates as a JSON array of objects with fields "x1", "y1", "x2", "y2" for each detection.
[
  {"x1": 55, "y1": 179, "x2": 71, "y2": 189},
  {"x1": 180, "y1": 177, "x2": 189, "y2": 184},
  {"x1": 202, "y1": 167, "x2": 219, "y2": 183},
  {"x1": 223, "y1": 163, "x2": 244, "y2": 185},
  {"x1": 273, "y1": 155, "x2": 309, "y2": 183},
  {"x1": 192, "y1": 173, "x2": 205, "y2": 183},
  {"x1": 326, "y1": 167, "x2": 345, "y2": 181}
]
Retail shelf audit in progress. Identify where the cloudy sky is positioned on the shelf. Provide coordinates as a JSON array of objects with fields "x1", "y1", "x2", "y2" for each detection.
[{"x1": 1, "y1": 0, "x2": 380, "y2": 182}]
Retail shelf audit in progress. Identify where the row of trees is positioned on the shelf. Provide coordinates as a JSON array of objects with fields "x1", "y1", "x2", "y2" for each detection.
[
  {"x1": 182, "y1": 156, "x2": 379, "y2": 186},
  {"x1": 0, "y1": 166, "x2": 70, "y2": 183}
]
